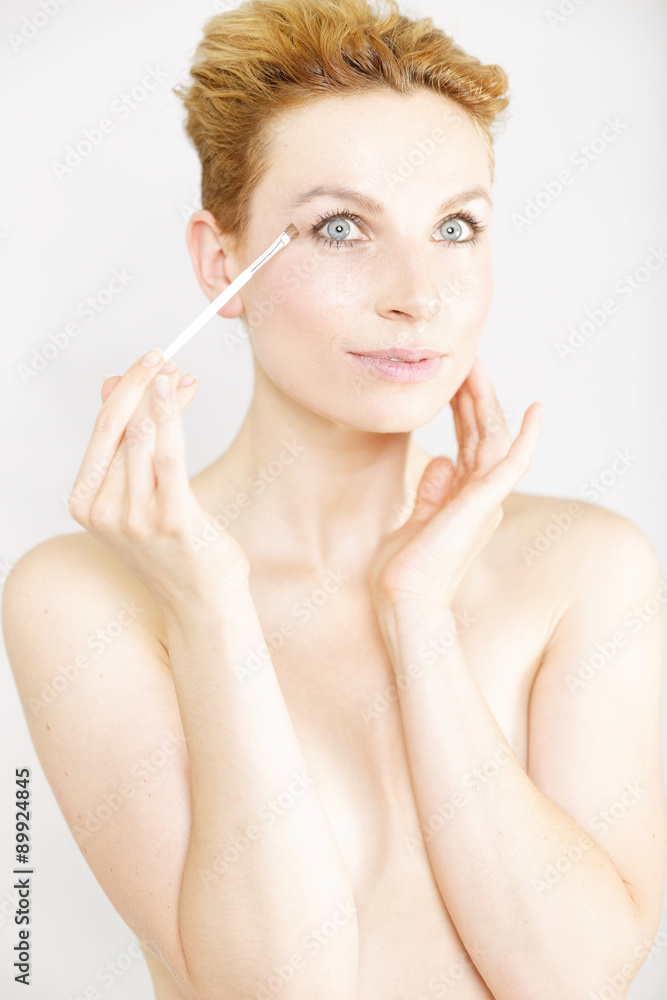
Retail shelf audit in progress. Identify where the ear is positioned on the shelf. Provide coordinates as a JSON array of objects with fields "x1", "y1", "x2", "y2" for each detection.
[{"x1": 185, "y1": 210, "x2": 245, "y2": 321}]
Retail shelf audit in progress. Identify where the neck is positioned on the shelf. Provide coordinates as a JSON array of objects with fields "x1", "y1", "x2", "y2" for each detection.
[{"x1": 200, "y1": 360, "x2": 433, "y2": 582}]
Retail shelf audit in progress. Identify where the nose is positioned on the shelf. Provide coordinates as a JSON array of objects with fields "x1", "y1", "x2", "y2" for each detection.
[{"x1": 374, "y1": 247, "x2": 445, "y2": 326}]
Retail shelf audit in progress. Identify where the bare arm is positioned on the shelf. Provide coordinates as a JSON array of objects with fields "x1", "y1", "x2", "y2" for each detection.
[
  {"x1": 377, "y1": 582, "x2": 655, "y2": 1000},
  {"x1": 163, "y1": 586, "x2": 358, "y2": 999},
  {"x1": 6, "y1": 352, "x2": 359, "y2": 1000},
  {"x1": 366, "y1": 360, "x2": 665, "y2": 998}
]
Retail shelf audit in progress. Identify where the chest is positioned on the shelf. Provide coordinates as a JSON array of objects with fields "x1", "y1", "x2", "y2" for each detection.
[{"x1": 247, "y1": 566, "x2": 548, "y2": 903}]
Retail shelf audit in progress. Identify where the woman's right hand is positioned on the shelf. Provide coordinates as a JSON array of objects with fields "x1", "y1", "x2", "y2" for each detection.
[{"x1": 67, "y1": 349, "x2": 251, "y2": 615}]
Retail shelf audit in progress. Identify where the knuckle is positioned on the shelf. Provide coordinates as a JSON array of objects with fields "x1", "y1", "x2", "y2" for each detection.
[
  {"x1": 156, "y1": 512, "x2": 185, "y2": 538},
  {"x1": 93, "y1": 409, "x2": 117, "y2": 436},
  {"x1": 155, "y1": 445, "x2": 180, "y2": 466},
  {"x1": 125, "y1": 420, "x2": 153, "y2": 448},
  {"x1": 122, "y1": 510, "x2": 149, "y2": 543},
  {"x1": 89, "y1": 502, "x2": 117, "y2": 529},
  {"x1": 67, "y1": 495, "x2": 85, "y2": 524}
]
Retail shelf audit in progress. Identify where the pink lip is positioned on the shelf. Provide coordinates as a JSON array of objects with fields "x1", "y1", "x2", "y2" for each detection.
[
  {"x1": 348, "y1": 352, "x2": 444, "y2": 383},
  {"x1": 349, "y1": 347, "x2": 443, "y2": 362}
]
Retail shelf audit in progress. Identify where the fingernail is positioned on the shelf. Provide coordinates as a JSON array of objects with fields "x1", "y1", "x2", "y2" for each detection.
[
  {"x1": 154, "y1": 375, "x2": 172, "y2": 399},
  {"x1": 141, "y1": 349, "x2": 163, "y2": 367},
  {"x1": 178, "y1": 374, "x2": 196, "y2": 387},
  {"x1": 104, "y1": 374, "x2": 120, "y2": 382},
  {"x1": 159, "y1": 362, "x2": 178, "y2": 375}
]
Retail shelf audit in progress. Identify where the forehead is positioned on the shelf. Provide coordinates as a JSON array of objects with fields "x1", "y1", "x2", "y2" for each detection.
[{"x1": 263, "y1": 88, "x2": 490, "y2": 191}]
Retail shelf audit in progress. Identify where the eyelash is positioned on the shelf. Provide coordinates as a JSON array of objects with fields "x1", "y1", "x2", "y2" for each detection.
[{"x1": 310, "y1": 207, "x2": 487, "y2": 249}]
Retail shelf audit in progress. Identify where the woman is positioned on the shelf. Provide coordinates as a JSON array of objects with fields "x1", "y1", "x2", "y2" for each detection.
[{"x1": 3, "y1": 0, "x2": 665, "y2": 997}]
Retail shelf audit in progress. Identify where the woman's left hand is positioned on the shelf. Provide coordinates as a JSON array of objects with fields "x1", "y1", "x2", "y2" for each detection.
[{"x1": 368, "y1": 358, "x2": 544, "y2": 611}]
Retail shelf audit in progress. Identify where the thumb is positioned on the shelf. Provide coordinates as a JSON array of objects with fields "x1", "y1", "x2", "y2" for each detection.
[{"x1": 409, "y1": 456, "x2": 456, "y2": 525}]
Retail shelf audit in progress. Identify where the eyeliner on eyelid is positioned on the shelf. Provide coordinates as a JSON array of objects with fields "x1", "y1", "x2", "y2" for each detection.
[{"x1": 310, "y1": 207, "x2": 486, "y2": 249}]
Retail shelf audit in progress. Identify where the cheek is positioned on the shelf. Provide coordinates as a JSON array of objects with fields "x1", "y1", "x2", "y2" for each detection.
[
  {"x1": 248, "y1": 248, "x2": 361, "y2": 353},
  {"x1": 441, "y1": 252, "x2": 493, "y2": 325}
]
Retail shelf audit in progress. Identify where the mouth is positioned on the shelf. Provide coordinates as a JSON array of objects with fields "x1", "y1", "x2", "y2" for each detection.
[
  {"x1": 349, "y1": 347, "x2": 444, "y2": 363},
  {"x1": 347, "y1": 348, "x2": 445, "y2": 384}
]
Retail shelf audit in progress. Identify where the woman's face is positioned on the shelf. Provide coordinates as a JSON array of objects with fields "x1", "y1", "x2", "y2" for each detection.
[{"x1": 226, "y1": 88, "x2": 494, "y2": 433}]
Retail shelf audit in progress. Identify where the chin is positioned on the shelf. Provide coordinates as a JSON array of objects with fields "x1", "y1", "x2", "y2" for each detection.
[{"x1": 306, "y1": 388, "x2": 450, "y2": 434}]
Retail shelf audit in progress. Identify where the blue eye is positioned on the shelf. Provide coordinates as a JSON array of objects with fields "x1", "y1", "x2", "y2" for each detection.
[
  {"x1": 310, "y1": 207, "x2": 486, "y2": 249},
  {"x1": 311, "y1": 209, "x2": 364, "y2": 248},
  {"x1": 439, "y1": 219, "x2": 468, "y2": 241}
]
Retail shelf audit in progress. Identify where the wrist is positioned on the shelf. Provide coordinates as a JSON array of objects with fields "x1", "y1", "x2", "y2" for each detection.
[
  {"x1": 157, "y1": 580, "x2": 254, "y2": 633},
  {"x1": 375, "y1": 594, "x2": 457, "y2": 667}
]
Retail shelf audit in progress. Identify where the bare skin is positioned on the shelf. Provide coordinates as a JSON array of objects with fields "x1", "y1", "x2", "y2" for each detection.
[
  {"x1": 3, "y1": 87, "x2": 665, "y2": 998},
  {"x1": 114, "y1": 477, "x2": 564, "y2": 1000},
  {"x1": 5, "y1": 473, "x2": 663, "y2": 999}
]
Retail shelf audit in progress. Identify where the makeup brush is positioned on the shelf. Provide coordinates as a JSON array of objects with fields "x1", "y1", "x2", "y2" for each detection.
[{"x1": 160, "y1": 223, "x2": 299, "y2": 362}]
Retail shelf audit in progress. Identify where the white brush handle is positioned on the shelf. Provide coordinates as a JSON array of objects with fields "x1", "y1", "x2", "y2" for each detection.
[{"x1": 160, "y1": 228, "x2": 294, "y2": 362}]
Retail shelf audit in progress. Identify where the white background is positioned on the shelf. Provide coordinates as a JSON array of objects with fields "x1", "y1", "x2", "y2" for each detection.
[{"x1": 0, "y1": 0, "x2": 666, "y2": 996}]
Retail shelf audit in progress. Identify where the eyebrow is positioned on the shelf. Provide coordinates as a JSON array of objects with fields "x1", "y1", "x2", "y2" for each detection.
[{"x1": 285, "y1": 184, "x2": 493, "y2": 216}]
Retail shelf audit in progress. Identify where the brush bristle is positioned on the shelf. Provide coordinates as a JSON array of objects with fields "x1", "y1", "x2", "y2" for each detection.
[{"x1": 285, "y1": 223, "x2": 299, "y2": 241}]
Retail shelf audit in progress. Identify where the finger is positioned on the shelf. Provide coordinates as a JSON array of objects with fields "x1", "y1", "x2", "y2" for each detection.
[
  {"x1": 152, "y1": 369, "x2": 194, "y2": 524},
  {"x1": 450, "y1": 390, "x2": 462, "y2": 456},
  {"x1": 478, "y1": 402, "x2": 544, "y2": 502},
  {"x1": 123, "y1": 361, "x2": 184, "y2": 516},
  {"x1": 464, "y1": 359, "x2": 512, "y2": 471},
  {"x1": 421, "y1": 402, "x2": 543, "y2": 552},
  {"x1": 410, "y1": 457, "x2": 456, "y2": 525},
  {"x1": 455, "y1": 384, "x2": 479, "y2": 475},
  {"x1": 101, "y1": 376, "x2": 123, "y2": 404},
  {"x1": 86, "y1": 360, "x2": 183, "y2": 529},
  {"x1": 123, "y1": 407, "x2": 157, "y2": 522},
  {"x1": 70, "y1": 349, "x2": 166, "y2": 516},
  {"x1": 102, "y1": 373, "x2": 199, "y2": 407}
]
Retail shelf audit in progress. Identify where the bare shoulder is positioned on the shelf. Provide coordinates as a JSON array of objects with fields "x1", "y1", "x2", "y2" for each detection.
[
  {"x1": 504, "y1": 489, "x2": 660, "y2": 570},
  {"x1": 494, "y1": 490, "x2": 661, "y2": 635},
  {"x1": 2, "y1": 530, "x2": 168, "y2": 661},
  {"x1": 1, "y1": 532, "x2": 195, "y2": 994}
]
